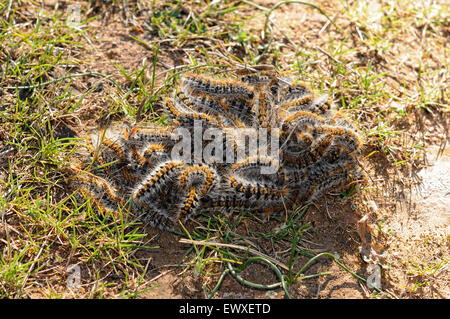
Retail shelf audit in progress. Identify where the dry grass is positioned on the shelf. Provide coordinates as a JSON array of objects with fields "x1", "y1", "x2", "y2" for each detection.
[{"x1": 0, "y1": 0, "x2": 448, "y2": 299}]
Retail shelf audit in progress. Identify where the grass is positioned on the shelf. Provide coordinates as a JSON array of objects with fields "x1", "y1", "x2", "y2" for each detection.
[{"x1": 0, "y1": 0, "x2": 448, "y2": 299}]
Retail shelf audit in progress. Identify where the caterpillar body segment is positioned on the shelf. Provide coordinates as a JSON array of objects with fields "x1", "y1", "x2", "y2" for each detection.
[
  {"x1": 304, "y1": 164, "x2": 362, "y2": 203},
  {"x1": 125, "y1": 126, "x2": 176, "y2": 149},
  {"x1": 100, "y1": 137, "x2": 126, "y2": 163},
  {"x1": 181, "y1": 73, "x2": 255, "y2": 100},
  {"x1": 131, "y1": 200, "x2": 174, "y2": 230},
  {"x1": 138, "y1": 143, "x2": 170, "y2": 167},
  {"x1": 238, "y1": 68, "x2": 278, "y2": 89},
  {"x1": 253, "y1": 88, "x2": 272, "y2": 128},
  {"x1": 225, "y1": 97, "x2": 256, "y2": 124},
  {"x1": 280, "y1": 82, "x2": 313, "y2": 104},
  {"x1": 239, "y1": 73, "x2": 273, "y2": 87},
  {"x1": 313, "y1": 125, "x2": 362, "y2": 153},
  {"x1": 177, "y1": 89, "x2": 228, "y2": 114},
  {"x1": 178, "y1": 164, "x2": 219, "y2": 196},
  {"x1": 71, "y1": 174, "x2": 127, "y2": 212},
  {"x1": 280, "y1": 111, "x2": 327, "y2": 142},
  {"x1": 227, "y1": 175, "x2": 289, "y2": 201},
  {"x1": 178, "y1": 188, "x2": 200, "y2": 221},
  {"x1": 132, "y1": 160, "x2": 186, "y2": 203},
  {"x1": 278, "y1": 94, "x2": 315, "y2": 116},
  {"x1": 281, "y1": 134, "x2": 334, "y2": 169},
  {"x1": 165, "y1": 98, "x2": 221, "y2": 127},
  {"x1": 174, "y1": 90, "x2": 236, "y2": 128},
  {"x1": 230, "y1": 155, "x2": 285, "y2": 188},
  {"x1": 310, "y1": 95, "x2": 334, "y2": 116}
]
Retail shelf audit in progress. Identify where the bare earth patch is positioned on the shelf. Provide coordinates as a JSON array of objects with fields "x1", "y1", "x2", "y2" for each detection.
[{"x1": 0, "y1": 0, "x2": 448, "y2": 299}]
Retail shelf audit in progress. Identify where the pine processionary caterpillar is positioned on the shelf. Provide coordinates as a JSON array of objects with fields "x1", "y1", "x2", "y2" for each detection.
[
  {"x1": 139, "y1": 143, "x2": 169, "y2": 167},
  {"x1": 314, "y1": 126, "x2": 362, "y2": 153},
  {"x1": 165, "y1": 98, "x2": 220, "y2": 127},
  {"x1": 74, "y1": 68, "x2": 365, "y2": 230},
  {"x1": 282, "y1": 134, "x2": 334, "y2": 168},
  {"x1": 280, "y1": 82, "x2": 313, "y2": 103},
  {"x1": 182, "y1": 73, "x2": 255, "y2": 100},
  {"x1": 228, "y1": 175, "x2": 289, "y2": 200},
  {"x1": 178, "y1": 188, "x2": 200, "y2": 221},
  {"x1": 101, "y1": 138, "x2": 126, "y2": 162},
  {"x1": 178, "y1": 164, "x2": 218, "y2": 196},
  {"x1": 132, "y1": 160, "x2": 186, "y2": 202},
  {"x1": 281, "y1": 110, "x2": 326, "y2": 136},
  {"x1": 72, "y1": 174, "x2": 126, "y2": 210}
]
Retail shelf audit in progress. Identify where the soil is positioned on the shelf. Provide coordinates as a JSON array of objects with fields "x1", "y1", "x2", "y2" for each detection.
[{"x1": 5, "y1": 0, "x2": 448, "y2": 299}]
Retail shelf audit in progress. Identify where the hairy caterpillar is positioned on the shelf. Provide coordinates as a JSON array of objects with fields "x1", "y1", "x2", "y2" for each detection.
[{"x1": 73, "y1": 67, "x2": 364, "y2": 230}]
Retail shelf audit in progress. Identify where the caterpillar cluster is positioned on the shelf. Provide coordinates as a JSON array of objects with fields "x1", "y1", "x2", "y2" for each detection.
[{"x1": 71, "y1": 67, "x2": 365, "y2": 230}]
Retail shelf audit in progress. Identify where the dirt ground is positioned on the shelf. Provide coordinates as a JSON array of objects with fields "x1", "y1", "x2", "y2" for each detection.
[{"x1": 1, "y1": 0, "x2": 448, "y2": 299}]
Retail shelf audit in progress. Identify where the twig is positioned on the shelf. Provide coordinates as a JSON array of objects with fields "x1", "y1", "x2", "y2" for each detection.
[
  {"x1": 208, "y1": 257, "x2": 291, "y2": 299},
  {"x1": 179, "y1": 238, "x2": 289, "y2": 271}
]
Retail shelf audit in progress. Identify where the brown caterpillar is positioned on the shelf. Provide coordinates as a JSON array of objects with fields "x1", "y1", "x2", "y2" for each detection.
[{"x1": 73, "y1": 68, "x2": 364, "y2": 230}]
